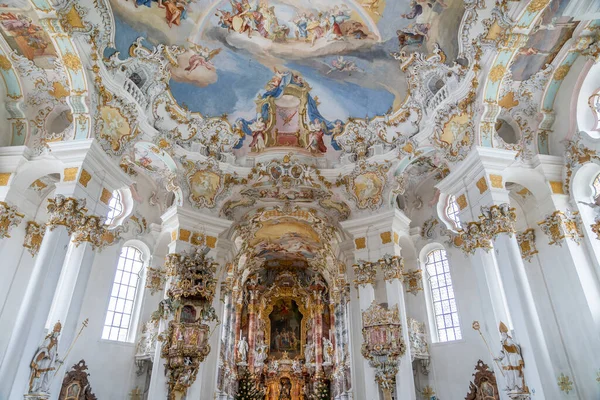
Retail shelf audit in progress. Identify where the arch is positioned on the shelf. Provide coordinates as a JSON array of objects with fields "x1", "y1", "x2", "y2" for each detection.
[
  {"x1": 436, "y1": 193, "x2": 462, "y2": 232},
  {"x1": 101, "y1": 240, "x2": 151, "y2": 342},
  {"x1": 419, "y1": 243, "x2": 463, "y2": 343}
]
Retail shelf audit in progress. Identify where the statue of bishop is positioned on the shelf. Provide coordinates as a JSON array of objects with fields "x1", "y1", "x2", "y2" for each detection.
[
  {"x1": 495, "y1": 322, "x2": 528, "y2": 395},
  {"x1": 28, "y1": 321, "x2": 63, "y2": 395}
]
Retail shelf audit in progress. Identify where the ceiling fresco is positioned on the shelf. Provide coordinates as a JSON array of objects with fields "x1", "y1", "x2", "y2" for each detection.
[
  {"x1": 509, "y1": 0, "x2": 577, "y2": 81},
  {"x1": 107, "y1": 0, "x2": 465, "y2": 139}
]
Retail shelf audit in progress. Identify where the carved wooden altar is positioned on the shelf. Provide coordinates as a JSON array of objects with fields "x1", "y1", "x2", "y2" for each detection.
[
  {"x1": 465, "y1": 360, "x2": 500, "y2": 400},
  {"x1": 58, "y1": 360, "x2": 97, "y2": 400},
  {"x1": 264, "y1": 358, "x2": 305, "y2": 400}
]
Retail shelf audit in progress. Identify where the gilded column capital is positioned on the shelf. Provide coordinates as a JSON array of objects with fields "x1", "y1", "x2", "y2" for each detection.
[
  {"x1": 457, "y1": 204, "x2": 518, "y2": 255},
  {"x1": 538, "y1": 210, "x2": 584, "y2": 246},
  {"x1": 379, "y1": 255, "x2": 404, "y2": 282},
  {"x1": 457, "y1": 221, "x2": 493, "y2": 255},
  {"x1": 72, "y1": 214, "x2": 122, "y2": 251},
  {"x1": 0, "y1": 201, "x2": 24, "y2": 238},
  {"x1": 352, "y1": 260, "x2": 376, "y2": 290},
  {"x1": 46, "y1": 195, "x2": 86, "y2": 234},
  {"x1": 23, "y1": 221, "x2": 45, "y2": 257},
  {"x1": 479, "y1": 204, "x2": 517, "y2": 238},
  {"x1": 516, "y1": 229, "x2": 538, "y2": 262}
]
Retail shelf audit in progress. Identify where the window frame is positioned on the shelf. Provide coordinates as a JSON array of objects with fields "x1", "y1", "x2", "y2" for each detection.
[
  {"x1": 101, "y1": 242, "x2": 149, "y2": 343},
  {"x1": 445, "y1": 195, "x2": 462, "y2": 231},
  {"x1": 105, "y1": 190, "x2": 124, "y2": 226},
  {"x1": 420, "y1": 244, "x2": 463, "y2": 344}
]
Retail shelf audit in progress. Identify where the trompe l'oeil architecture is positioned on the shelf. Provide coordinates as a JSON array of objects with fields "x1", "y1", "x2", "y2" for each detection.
[{"x1": 0, "y1": 0, "x2": 599, "y2": 399}]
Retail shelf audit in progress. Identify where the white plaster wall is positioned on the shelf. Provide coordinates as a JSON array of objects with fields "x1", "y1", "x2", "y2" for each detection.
[
  {"x1": 61, "y1": 244, "x2": 139, "y2": 399},
  {"x1": 400, "y1": 179, "x2": 496, "y2": 399}
]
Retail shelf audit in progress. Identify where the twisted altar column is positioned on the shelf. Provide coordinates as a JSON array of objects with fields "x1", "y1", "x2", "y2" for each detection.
[{"x1": 247, "y1": 293, "x2": 258, "y2": 368}]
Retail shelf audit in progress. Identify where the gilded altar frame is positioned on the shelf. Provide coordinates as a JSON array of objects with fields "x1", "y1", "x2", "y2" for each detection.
[
  {"x1": 256, "y1": 84, "x2": 311, "y2": 148},
  {"x1": 260, "y1": 286, "x2": 310, "y2": 360}
]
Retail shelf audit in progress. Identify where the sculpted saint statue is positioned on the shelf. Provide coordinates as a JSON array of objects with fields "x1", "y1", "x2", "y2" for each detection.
[
  {"x1": 322, "y1": 338, "x2": 333, "y2": 364},
  {"x1": 237, "y1": 336, "x2": 249, "y2": 363},
  {"x1": 29, "y1": 322, "x2": 62, "y2": 394},
  {"x1": 304, "y1": 342, "x2": 314, "y2": 363},
  {"x1": 495, "y1": 322, "x2": 527, "y2": 393}
]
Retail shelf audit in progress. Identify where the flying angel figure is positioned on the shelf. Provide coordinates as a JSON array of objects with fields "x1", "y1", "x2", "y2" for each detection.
[
  {"x1": 185, "y1": 42, "x2": 221, "y2": 73},
  {"x1": 326, "y1": 56, "x2": 363, "y2": 75}
]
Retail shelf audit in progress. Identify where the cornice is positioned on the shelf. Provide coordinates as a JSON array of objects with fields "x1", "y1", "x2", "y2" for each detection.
[{"x1": 436, "y1": 146, "x2": 518, "y2": 194}]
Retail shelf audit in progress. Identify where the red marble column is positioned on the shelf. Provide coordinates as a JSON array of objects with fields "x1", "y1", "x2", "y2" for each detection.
[
  {"x1": 314, "y1": 297, "x2": 324, "y2": 368},
  {"x1": 329, "y1": 303, "x2": 335, "y2": 348},
  {"x1": 247, "y1": 294, "x2": 257, "y2": 368},
  {"x1": 234, "y1": 303, "x2": 243, "y2": 362}
]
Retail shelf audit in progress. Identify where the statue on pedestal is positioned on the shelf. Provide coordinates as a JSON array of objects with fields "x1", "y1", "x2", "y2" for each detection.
[
  {"x1": 322, "y1": 338, "x2": 333, "y2": 364},
  {"x1": 495, "y1": 322, "x2": 528, "y2": 396},
  {"x1": 28, "y1": 322, "x2": 63, "y2": 396},
  {"x1": 237, "y1": 336, "x2": 249, "y2": 363}
]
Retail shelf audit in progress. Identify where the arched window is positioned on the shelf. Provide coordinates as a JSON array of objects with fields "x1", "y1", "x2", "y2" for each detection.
[
  {"x1": 592, "y1": 172, "x2": 600, "y2": 199},
  {"x1": 445, "y1": 195, "x2": 462, "y2": 230},
  {"x1": 102, "y1": 246, "x2": 145, "y2": 342},
  {"x1": 105, "y1": 191, "x2": 124, "y2": 226},
  {"x1": 424, "y1": 248, "x2": 462, "y2": 342}
]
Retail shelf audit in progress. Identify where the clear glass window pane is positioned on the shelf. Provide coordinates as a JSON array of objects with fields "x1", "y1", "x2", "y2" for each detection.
[
  {"x1": 426, "y1": 249, "x2": 462, "y2": 342},
  {"x1": 102, "y1": 246, "x2": 143, "y2": 342},
  {"x1": 446, "y1": 196, "x2": 462, "y2": 230}
]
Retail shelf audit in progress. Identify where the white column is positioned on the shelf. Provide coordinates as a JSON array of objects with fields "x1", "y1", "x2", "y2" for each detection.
[
  {"x1": 0, "y1": 225, "x2": 71, "y2": 399},
  {"x1": 385, "y1": 279, "x2": 416, "y2": 400},
  {"x1": 492, "y1": 234, "x2": 557, "y2": 398},
  {"x1": 0, "y1": 219, "x2": 27, "y2": 312},
  {"x1": 47, "y1": 241, "x2": 97, "y2": 400}
]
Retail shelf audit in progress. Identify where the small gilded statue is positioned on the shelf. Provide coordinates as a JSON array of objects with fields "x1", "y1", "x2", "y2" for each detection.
[{"x1": 28, "y1": 321, "x2": 63, "y2": 394}]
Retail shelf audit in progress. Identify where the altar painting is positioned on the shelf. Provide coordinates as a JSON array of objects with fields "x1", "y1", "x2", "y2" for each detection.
[{"x1": 269, "y1": 299, "x2": 303, "y2": 359}]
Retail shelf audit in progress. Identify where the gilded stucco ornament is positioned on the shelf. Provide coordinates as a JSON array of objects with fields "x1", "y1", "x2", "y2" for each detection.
[
  {"x1": 23, "y1": 221, "x2": 46, "y2": 257},
  {"x1": 46, "y1": 196, "x2": 87, "y2": 234},
  {"x1": 408, "y1": 318, "x2": 430, "y2": 374},
  {"x1": 181, "y1": 156, "x2": 232, "y2": 209},
  {"x1": 337, "y1": 159, "x2": 391, "y2": 210},
  {"x1": 146, "y1": 267, "x2": 167, "y2": 295},
  {"x1": 334, "y1": 118, "x2": 397, "y2": 159},
  {"x1": 479, "y1": 204, "x2": 517, "y2": 238},
  {"x1": 457, "y1": 221, "x2": 493, "y2": 255},
  {"x1": 72, "y1": 214, "x2": 122, "y2": 251},
  {"x1": 0, "y1": 201, "x2": 24, "y2": 238},
  {"x1": 538, "y1": 211, "x2": 584, "y2": 246},
  {"x1": 160, "y1": 246, "x2": 219, "y2": 399},
  {"x1": 516, "y1": 229, "x2": 538, "y2": 262},
  {"x1": 361, "y1": 301, "x2": 406, "y2": 399},
  {"x1": 456, "y1": 204, "x2": 517, "y2": 254},
  {"x1": 379, "y1": 255, "x2": 404, "y2": 282},
  {"x1": 403, "y1": 269, "x2": 424, "y2": 296},
  {"x1": 352, "y1": 260, "x2": 377, "y2": 290},
  {"x1": 564, "y1": 135, "x2": 600, "y2": 193},
  {"x1": 165, "y1": 247, "x2": 218, "y2": 301}
]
